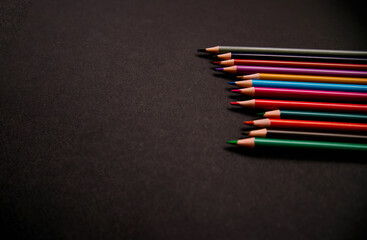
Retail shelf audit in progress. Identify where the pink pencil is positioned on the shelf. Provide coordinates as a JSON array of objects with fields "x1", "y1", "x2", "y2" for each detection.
[
  {"x1": 216, "y1": 65, "x2": 367, "y2": 77},
  {"x1": 231, "y1": 87, "x2": 367, "y2": 102}
]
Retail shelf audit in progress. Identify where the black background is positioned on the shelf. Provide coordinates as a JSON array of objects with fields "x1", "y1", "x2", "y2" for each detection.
[{"x1": 1, "y1": 0, "x2": 367, "y2": 239}]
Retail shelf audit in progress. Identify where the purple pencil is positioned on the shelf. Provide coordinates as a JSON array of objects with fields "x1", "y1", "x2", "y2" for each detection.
[{"x1": 216, "y1": 65, "x2": 367, "y2": 77}]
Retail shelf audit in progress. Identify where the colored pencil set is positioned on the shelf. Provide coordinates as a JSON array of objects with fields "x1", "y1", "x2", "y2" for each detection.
[{"x1": 198, "y1": 45, "x2": 367, "y2": 151}]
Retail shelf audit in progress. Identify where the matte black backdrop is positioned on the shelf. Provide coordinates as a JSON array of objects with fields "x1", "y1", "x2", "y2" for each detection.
[{"x1": 1, "y1": 0, "x2": 367, "y2": 239}]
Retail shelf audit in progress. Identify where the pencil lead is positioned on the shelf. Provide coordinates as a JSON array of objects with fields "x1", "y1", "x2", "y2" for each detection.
[
  {"x1": 243, "y1": 120, "x2": 254, "y2": 125},
  {"x1": 236, "y1": 76, "x2": 243, "y2": 79},
  {"x1": 230, "y1": 102, "x2": 240, "y2": 105},
  {"x1": 226, "y1": 140, "x2": 238, "y2": 145},
  {"x1": 231, "y1": 89, "x2": 241, "y2": 93},
  {"x1": 212, "y1": 61, "x2": 220, "y2": 64},
  {"x1": 228, "y1": 82, "x2": 236, "y2": 85},
  {"x1": 197, "y1": 48, "x2": 206, "y2": 53},
  {"x1": 215, "y1": 67, "x2": 224, "y2": 71},
  {"x1": 256, "y1": 112, "x2": 265, "y2": 116},
  {"x1": 241, "y1": 131, "x2": 250, "y2": 135}
]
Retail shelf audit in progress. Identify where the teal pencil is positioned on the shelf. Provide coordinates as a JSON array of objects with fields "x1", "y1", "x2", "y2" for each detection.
[
  {"x1": 259, "y1": 110, "x2": 367, "y2": 122},
  {"x1": 227, "y1": 137, "x2": 367, "y2": 151}
]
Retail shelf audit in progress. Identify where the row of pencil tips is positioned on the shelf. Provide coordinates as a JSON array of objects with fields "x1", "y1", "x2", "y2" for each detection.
[{"x1": 198, "y1": 45, "x2": 367, "y2": 151}]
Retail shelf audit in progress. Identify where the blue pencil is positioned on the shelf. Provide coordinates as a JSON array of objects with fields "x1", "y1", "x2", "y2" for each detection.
[{"x1": 228, "y1": 79, "x2": 367, "y2": 92}]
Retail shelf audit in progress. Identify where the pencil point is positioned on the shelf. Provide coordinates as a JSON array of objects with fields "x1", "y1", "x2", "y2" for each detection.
[
  {"x1": 215, "y1": 67, "x2": 224, "y2": 71},
  {"x1": 231, "y1": 89, "x2": 241, "y2": 93},
  {"x1": 257, "y1": 112, "x2": 265, "y2": 116},
  {"x1": 228, "y1": 82, "x2": 236, "y2": 85},
  {"x1": 243, "y1": 121, "x2": 254, "y2": 125},
  {"x1": 236, "y1": 76, "x2": 243, "y2": 79},
  {"x1": 230, "y1": 101, "x2": 240, "y2": 105},
  {"x1": 212, "y1": 61, "x2": 220, "y2": 64},
  {"x1": 217, "y1": 52, "x2": 231, "y2": 60},
  {"x1": 226, "y1": 140, "x2": 238, "y2": 145},
  {"x1": 197, "y1": 48, "x2": 206, "y2": 52}
]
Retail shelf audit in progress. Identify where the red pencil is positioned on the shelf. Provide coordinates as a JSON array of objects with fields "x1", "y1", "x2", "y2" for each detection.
[
  {"x1": 213, "y1": 59, "x2": 367, "y2": 70},
  {"x1": 244, "y1": 118, "x2": 367, "y2": 133},
  {"x1": 230, "y1": 99, "x2": 367, "y2": 112},
  {"x1": 231, "y1": 87, "x2": 367, "y2": 102}
]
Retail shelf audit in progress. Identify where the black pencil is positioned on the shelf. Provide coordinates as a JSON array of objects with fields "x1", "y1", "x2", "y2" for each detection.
[
  {"x1": 243, "y1": 128, "x2": 367, "y2": 142},
  {"x1": 215, "y1": 52, "x2": 367, "y2": 63}
]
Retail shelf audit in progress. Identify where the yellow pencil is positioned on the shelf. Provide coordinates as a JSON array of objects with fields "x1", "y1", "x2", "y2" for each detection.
[{"x1": 236, "y1": 73, "x2": 367, "y2": 84}]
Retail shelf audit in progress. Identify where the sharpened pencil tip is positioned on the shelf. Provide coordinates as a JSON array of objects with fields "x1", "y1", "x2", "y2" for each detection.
[
  {"x1": 226, "y1": 140, "x2": 238, "y2": 145},
  {"x1": 256, "y1": 112, "x2": 265, "y2": 116},
  {"x1": 197, "y1": 48, "x2": 206, "y2": 52},
  {"x1": 228, "y1": 82, "x2": 236, "y2": 85},
  {"x1": 215, "y1": 67, "x2": 223, "y2": 71},
  {"x1": 230, "y1": 102, "x2": 240, "y2": 105},
  {"x1": 244, "y1": 121, "x2": 254, "y2": 125},
  {"x1": 241, "y1": 131, "x2": 250, "y2": 135},
  {"x1": 231, "y1": 89, "x2": 241, "y2": 93},
  {"x1": 212, "y1": 61, "x2": 220, "y2": 64}
]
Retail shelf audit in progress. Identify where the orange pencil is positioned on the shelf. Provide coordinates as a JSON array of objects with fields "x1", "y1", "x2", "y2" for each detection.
[{"x1": 236, "y1": 73, "x2": 367, "y2": 84}]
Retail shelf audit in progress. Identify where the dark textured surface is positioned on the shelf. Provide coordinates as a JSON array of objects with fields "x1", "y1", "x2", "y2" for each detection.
[{"x1": 1, "y1": 0, "x2": 367, "y2": 239}]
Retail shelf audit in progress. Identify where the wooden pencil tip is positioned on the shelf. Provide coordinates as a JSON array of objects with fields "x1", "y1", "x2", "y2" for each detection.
[
  {"x1": 212, "y1": 61, "x2": 220, "y2": 64},
  {"x1": 215, "y1": 67, "x2": 224, "y2": 71},
  {"x1": 241, "y1": 131, "x2": 250, "y2": 135},
  {"x1": 230, "y1": 102, "x2": 240, "y2": 105},
  {"x1": 231, "y1": 89, "x2": 241, "y2": 93},
  {"x1": 226, "y1": 140, "x2": 238, "y2": 145},
  {"x1": 243, "y1": 121, "x2": 254, "y2": 125}
]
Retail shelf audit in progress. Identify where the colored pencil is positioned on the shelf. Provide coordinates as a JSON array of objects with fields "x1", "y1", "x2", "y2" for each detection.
[
  {"x1": 226, "y1": 137, "x2": 367, "y2": 151},
  {"x1": 230, "y1": 99, "x2": 367, "y2": 113},
  {"x1": 213, "y1": 59, "x2": 367, "y2": 70},
  {"x1": 227, "y1": 79, "x2": 367, "y2": 92},
  {"x1": 231, "y1": 87, "x2": 367, "y2": 102},
  {"x1": 236, "y1": 73, "x2": 367, "y2": 85},
  {"x1": 216, "y1": 53, "x2": 367, "y2": 63},
  {"x1": 244, "y1": 118, "x2": 367, "y2": 133},
  {"x1": 243, "y1": 129, "x2": 367, "y2": 142},
  {"x1": 216, "y1": 66, "x2": 367, "y2": 77},
  {"x1": 259, "y1": 110, "x2": 367, "y2": 122},
  {"x1": 198, "y1": 46, "x2": 367, "y2": 57}
]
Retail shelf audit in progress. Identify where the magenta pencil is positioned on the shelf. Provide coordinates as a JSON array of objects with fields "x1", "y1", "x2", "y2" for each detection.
[
  {"x1": 231, "y1": 87, "x2": 367, "y2": 102},
  {"x1": 216, "y1": 65, "x2": 367, "y2": 77}
]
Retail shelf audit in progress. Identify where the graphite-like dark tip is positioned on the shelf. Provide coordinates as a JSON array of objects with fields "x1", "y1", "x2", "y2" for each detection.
[{"x1": 197, "y1": 48, "x2": 206, "y2": 52}]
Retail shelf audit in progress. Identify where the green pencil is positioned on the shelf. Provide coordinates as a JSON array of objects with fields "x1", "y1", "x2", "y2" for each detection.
[
  {"x1": 227, "y1": 137, "x2": 367, "y2": 151},
  {"x1": 198, "y1": 46, "x2": 367, "y2": 57}
]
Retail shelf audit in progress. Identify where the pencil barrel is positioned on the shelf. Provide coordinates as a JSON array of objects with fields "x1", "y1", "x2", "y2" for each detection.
[
  {"x1": 236, "y1": 65, "x2": 367, "y2": 77},
  {"x1": 255, "y1": 100, "x2": 367, "y2": 113},
  {"x1": 265, "y1": 130, "x2": 367, "y2": 142},
  {"x1": 229, "y1": 53, "x2": 367, "y2": 63},
  {"x1": 254, "y1": 138, "x2": 367, "y2": 151},
  {"x1": 255, "y1": 74, "x2": 367, "y2": 84},
  {"x1": 268, "y1": 119, "x2": 367, "y2": 133},
  {"x1": 218, "y1": 46, "x2": 367, "y2": 57},
  {"x1": 250, "y1": 80, "x2": 367, "y2": 92},
  {"x1": 252, "y1": 87, "x2": 367, "y2": 102},
  {"x1": 279, "y1": 110, "x2": 367, "y2": 122}
]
